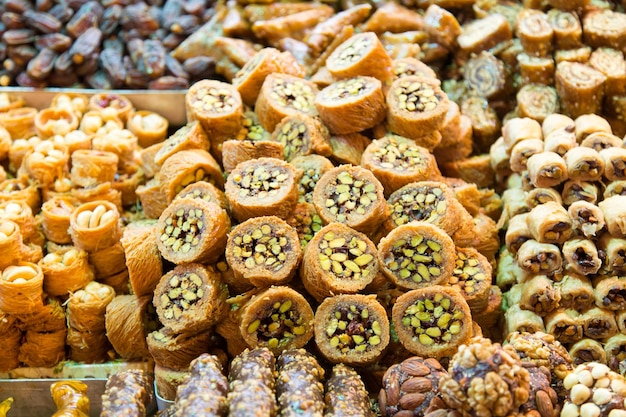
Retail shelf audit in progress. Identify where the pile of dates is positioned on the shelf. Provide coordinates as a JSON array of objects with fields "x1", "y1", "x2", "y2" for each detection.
[{"x1": 0, "y1": 0, "x2": 218, "y2": 89}]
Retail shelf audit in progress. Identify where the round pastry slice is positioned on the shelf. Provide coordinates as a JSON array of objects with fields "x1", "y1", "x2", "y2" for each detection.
[
  {"x1": 326, "y1": 32, "x2": 393, "y2": 83},
  {"x1": 314, "y1": 294, "x2": 390, "y2": 366},
  {"x1": 314, "y1": 76, "x2": 386, "y2": 134},
  {"x1": 270, "y1": 114, "x2": 332, "y2": 162},
  {"x1": 449, "y1": 247, "x2": 492, "y2": 314},
  {"x1": 392, "y1": 285, "x2": 472, "y2": 360},
  {"x1": 69, "y1": 200, "x2": 121, "y2": 252}
]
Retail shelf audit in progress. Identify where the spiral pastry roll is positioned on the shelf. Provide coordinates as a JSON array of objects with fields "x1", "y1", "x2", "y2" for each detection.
[
  {"x1": 227, "y1": 348, "x2": 277, "y2": 417},
  {"x1": 575, "y1": 114, "x2": 612, "y2": 143},
  {"x1": 69, "y1": 201, "x2": 121, "y2": 252},
  {"x1": 100, "y1": 370, "x2": 154, "y2": 417},
  {"x1": 386, "y1": 76, "x2": 449, "y2": 148},
  {"x1": 361, "y1": 134, "x2": 440, "y2": 197},
  {"x1": 0, "y1": 219, "x2": 22, "y2": 270},
  {"x1": 463, "y1": 51, "x2": 510, "y2": 100},
  {"x1": 255, "y1": 74, "x2": 319, "y2": 133},
  {"x1": 226, "y1": 157, "x2": 299, "y2": 222},
  {"x1": 275, "y1": 348, "x2": 325, "y2": 417},
  {"x1": 50, "y1": 380, "x2": 90, "y2": 417},
  {"x1": 546, "y1": 8, "x2": 582, "y2": 48},
  {"x1": 291, "y1": 155, "x2": 334, "y2": 204},
  {"x1": 0, "y1": 261, "x2": 43, "y2": 314},
  {"x1": 156, "y1": 198, "x2": 230, "y2": 265},
  {"x1": 555, "y1": 62, "x2": 606, "y2": 118},
  {"x1": 588, "y1": 47, "x2": 626, "y2": 96},
  {"x1": 518, "y1": 274, "x2": 561, "y2": 317},
  {"x1": 569, "y1": 339, "x2": 607, "y2": 366},
  {"x1": 392, "y1": 286, "x2": 471, "y2": 360},
  {"x1": 505, "y1": 304, "x2": 546, "y2": 335},
  {"x1": 158, "y1": 149, "x2": 224, "y2": 202},
  {"x1": 105, "y1": 294, "x2": 154, "y2": 360},
  {"x1": 378, "y1": 222, "x2": 455, "y2": 290},
  {"x1": 509, "y1": 139, "x2": 544, "y2": 174},
  {"x1": 502, "y1": 117, "x2": 542, "y2": 150},
  {"x1": 516, "y1": 84, "x2": 560, "y2": 123},
  {"x1": 22, "y1": 140, "x2": 69, "y2": 188},
  {"x1": 557, "y1": 273, "x2": 594, "y2": 312},
  {"x1": 449, "y1": 247, "x2": 492, "y2": 314},
  {"x1": 563, "y1": 147, "x2": 605, "y2": 182},
  {"x1": 126, "y1": 110, "x2": 168, "y2": 148},
  {"x1": 563, "y1": 238, "x2": 602, "y2": 276},
  {"x1": 314, "y1": 294, "x2": 388, "y2": 366},
  {"x1": 527, "y1": 201, "x2": 572, "y2": 245},
  {"x1": 301, "y1": 222, "x2": 377, "y2": 301},
  {"x1": 516, "y1": 9, "x2": 554, "y2": 57},
  {"x1": 154, "y1": 121, "x2": 210, "y2": 166},
  {"x1": 582, "y1": 307, "x2": 618, "y2": 340},
  {"x1": 173, "y1": 354, "x2": 228, "y2": 417},
  {"x1": 525, "y1": 189, "x2": 562, "y2": 211},
  {"x1": 39, "y1": 246, "x2": 93, "y2": 296},
  {"x1": 154, "y1": 263, "x2": 227, "y2": 334},
  {"x1": 518, "y1": 54, "x2": 555, "y2": 86},
  {"x1": 270, "y1": 114, "x2": 332, "y2": 162},
  {"x1": 583, "y1": 8, "x2": 626, "y2": 50},
  {"x1": 605, "y1": 181, "x2": 626, "y2": 199},
  {"x1": 526, "y1": 151, "x2": 568, "y2": 188},
  {"x1": 599, "y1": 196, "x2": 626, "y2": 238},
  {"x1": 41, "y1": 196, "x2": 77, "y2": 244},
  {"x1": 147, "y1": 328, "x2": 214, "y2": 371},
  {"x1": 516, "y1": 240, "x2": 563, "y2": 275}
]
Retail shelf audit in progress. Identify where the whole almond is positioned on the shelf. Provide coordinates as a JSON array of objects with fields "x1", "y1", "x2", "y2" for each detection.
[
  {"x1": 399, "y1": 392, "x2": 426, "y2": 410},
  {"x1": 401, "y1": 359, "x2": 431, "y2": 376},
  {"x1": 401, "y1": 377, "x2": 432, "y2": 393},
  {"x1": 536, "y1": 390, "x2": 555, "y2": 417}
]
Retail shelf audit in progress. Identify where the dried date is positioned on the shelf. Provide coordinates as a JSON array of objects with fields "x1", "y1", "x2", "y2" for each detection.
[
  {"x1": 36, "y1": 33, "x2": 72, "y2": 52},
  {"x1": 66, "y1": 1, "x2": 103, "y2": 38},
  {"x1": 69, "y1": 26, "x2": 102, "y2": 65},
  {"x1": 48, "y1": 69, "x2": 78, "y2": 86},
  {"x1": 2, "y1": 29, "x2": 35, "y2": 46},
  {"x1": 103, "y1": 36, "x2": 124, "y2": 55},
  {"x1": 183, "y1": 56, "x2": 216, "y2": 79},
  {"x1": 165, "y1": 54, "x2": 188, "y2": 79},
  {"x1": 99, "y1": 4, "x2": 123, "y2": 37},
  {"x1": 23, "y1": 10, "x2": 62, "y2": 34},
  {"x1": 183, "y1": 0, "x2": 206, "y2": 16},
  {"x1": 169, "y1": 14, "x2": 200, "y2": 35},
  {"x1": 1, "y1": 12, "x2": 25, "y2": 30},
  {"x1": 54, "y1": 50, "x2": 74, "y2": 74},
  {"x1": 48, "y1": 3, "x2": 73, "y2": 24},
  {"x1": 5, "y1": 0, "x2": 32, "y2": 14},
  {"x1": 142, "y1": 39, "x2": 166, "y2": 79},
  {"x1": 74, "y1": 52, "x2": 99, "y2": 76},
  {"x1": 16, "y1": 70, "x2": 47, "y2": 87},
  {"x1": 161, "y1": 0, "x2": 183, "y2": 28},
  {"x1": 122, "y1": 3, "x2": 159, "y2": 36},
  {"x1": 100, "y1": 47, "x2": 126, "y2": 88},
  {"x1": 26, "y1": 47, "x2": 56, "y2": 80},
  {"x1": 35, "y1": 0, "x2": 54, "y2": 12},
  {"x1": 7, "y1": 44, "x2": 37, "y2": 66},
  {"x1": 85, "y1": 70, "x2": 112, "y2": 89},
  {"x1": 148, "y1": 75, "x2": 188, "y2": 89}
]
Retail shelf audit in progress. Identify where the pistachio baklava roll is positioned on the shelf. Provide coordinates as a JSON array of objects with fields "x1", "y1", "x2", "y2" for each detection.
[
  {"x1": 301, "y1": 222, "x2": 378, "y2": 302},
  {"x1": 557, "y1": 273, "x2": 594, "y2": 312},
  {"x1": 105, "y1": 294, "x2": 153, "y2": 360},
  {"x1": 544, "y1": 126, "x2": 578, "y2": 156},
  {"x1": 568, "y1": 201, "x2": 605, "y2": 239},
  {"x1": 232, "y1": 47, "x2": 287, "y2": 107},
  {"x1": 0, "y1": 219, "x2": 23, "y2": 270},
  {"x1": 505, "y1": 304, "x2": 546, "y2": 336},
  {"x1": 605, "y1": 181, "x2": 626, "y2": 199},
  {"x1": 598, "y1": 234, "x2": 626, "y2": 275},
  {"x1": 222, "y1": 139, "x2": 286, "y2": 175},
  {"x1": 525, "y1": 188, "x2": 562, "y2": 210},
  {"x1": 147, "y1": 328, "x2": 214, "y2": 371},
  {"x1": 121, "y1": 221, "x2": 163, "y2": 297},
  {"x1": 285, "y1": 202, "x2": 325, "y2": 250},
  {"x1": 378, "y1": 222, "x2": 455, "y2": 290},
  {"x1": 69, "y1": 201, "x2": 121, "y2": 252},
  {"x1": 561, "y1": 180, "x2": 599, "y2": 206},
  {"x1": 562, "y1": 238, "x2": 602, "y2": 276},
  {"x1": 100, "y1": 370, "x2": 154, "y2": 417},
  {"x1": 50, "y1": 380, "x2": 90, "y2": 417},
  {"x1": 604, "y1": 333, "x2": 626, "y2": 372},
  {"x1": 154, "y1": 263, "x2": 227, "y2": 334},
  {"x1": 361, "y1": 134, "x2": 440, "y2": 197},
  {"x1": 154, "y1": 121, "x2": 210, "y2": 167},
  {"x1": 544, "y1": 308, "x2": 583, "y2": 344},
  {"x1": 519, "y1": 274, "x2": 561, "y2": 317},
  {"x1": 569, "y1": 339, "x2": 607, "y2": 366},
  {"x1": 563, "y1": 146, "x2": 605, "y2": 182},
  {"x1": 156, "y1": 198, "x2": 230, "y2": 265},
  {"x1": 227, "y1": 347, "x2": 277, "y2": 417},
  {"x1": 526, "y1": 151, "x2": 568, "y2": 188},
  {"x1": 174, "y1": 181, "x2": 229, "y2": 213},
  {"x1": 226, "y1": 157, "x2": 299, "y2": 222},
  {"x1": 599, "y1": 196, "x2": 626, "y2": 238},
  {"x1": 599, "y1": 147, "x2": 626, "y2": 182},
  {"x1": 505, "y1": 213, "x2": 532, "y2": 255},
  {"x1": 270, "y1": 114, "x2": 331, "y2": 162},
  {"x1": 314, "y1": 76, "x2": 386, "y2": 135},
  {"x1": 392, "y1": 286, "x2": 472, "y2": 360},
  {"x1": 39, "y1": 246, "x2": 93, "y2": 296},
  {"x1": 126, "y1": 110, "x2": 169, "y2": 148},
  {"x1": 516, "y1": 240, "x2": 563, "y2": 275},
  {"x1": 325, "y1": 364, "x2": 373, "y2": 417},
  {"x1": 526, "y1": 201, "x2": 572, "y2": 245},
  {"x1": 449, "y1": 247, "x2": 492, "y2": 314},
  {"x1": 291, "y1": 155, "x2": 334, "y2": 204},
  {"x1": 173, "y1": 354, "x2": 228, "y2": 417},
  {"x1": 314, "y1": 294, "x2": 389, "y2": 366},
  {"x1": 155, "y1": 365, "x2": 189, "y2": 402},
  {"x1": 158, "y1": 149, "x2": 225, "y2": 202},
  {"x1": 502, "y1": 117, "x2": 543, "y2": 150},
  {"x1": 255, "y1": 74, "x2": 319, "y2": 133},
  {"x1": 185, "y1": 79, "x2": 244, "y2": 143},
  {"x1": 226, "y1": 216, "x2": 302, "y2": 288},
  {"x1": 574, "y1": 114, "x2": 612, "y2": 143},
  {"x1": 509, "y1": 139, "x2": 544, "y2": 173},
  {"x1": 582, "y1": 307, "x2": 618, "y2": 340},
  {"x1": 313, "y1": 164, "x2": 387, "y2": 235},
  {"x1": 580, "y1": 132, "x2": 623, "y2": 152},
  {"x1": 386, "y1": 76, "x2": 449, "y2": 147},
  {"x1": 326, "y1": 31, "x2": 393, "y2": 83},
  {"x1": 0, "y1": 261, "x2": 44, "y2": 314},
  {"x1": 41, "y1": 196, "x2": 76, "y2": 244},
  {"x1": 594, "y1": 276, "x2": 626, "y2": 311}
]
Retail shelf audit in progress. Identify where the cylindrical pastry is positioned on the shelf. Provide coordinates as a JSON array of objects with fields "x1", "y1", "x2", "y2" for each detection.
[
  {"x1": 392, "y1": 285, "x2": 472, "y2": 360},
  {"x1": 543, "y1": 126, "x2": 577, "y2": 156},
  {"x1": 325, "y1": 364, "x2": 373, "y2": 417},
  {"x1": 185, "y1": 79, "x2": 244, "y2": 142},
  {"x1": 67, "y1": 327, "x2": 111, "y2": 364},
  {"x1": 156, "y1": 198, "x2": 230, "y2": 265},
  {"x1": 502, "y1": 117, "x2": 543, "y2": 151},
  {"x1": 0, "y1": 107, "x2": 37, "y2": 141},
  {"x1": 158, "y1": 149, "x2": 224, "y2": 202},
  {"x1": 516, "y1": 84, "x2": 560, "y2": 123},
  {"x1": 154, "y1": 263, "x2": 227, "y2": 334},
  {"x1": 562, "y1": 238, "x2": 602, "y2": 276},
  {"x1": 462, "y1": 51, "x2": 511, "y2": 101},
  {"x1": 574, "y1": 114, "x2": 612, "y2": 143},
  {"x1": 582, "y1": 307, "x2": 618, "y2": 340},
  {"x1": 0, "y1": 262, "x2": 44, "y2": 314},
  {"x1": 154, "y1": 121, "x2": 210, "y2": 166},
  {"x1": 519, "y1": 274, "x2": 561, "y2": 317},
  {"x1": 589, "y1": 47, "x2": 626, "y2": 96},
  {"x1": 526, "y1": 201, "x2": 572, "y2": 245},
  {"x1": 378, "y1": 222, "x2": 455, "y2": 290},
  {"x1": 518, "y1": 54, "x2": 555, "y2": 86},
  {"x1": 555, "y1": 61, "x2": 606, "y2": 118},
  {"x1": 314, "y1": 76, "x2": 386, "y2": 134},
  {"x1": 547, "y1": 9, "x2": 582, "y2": 49},
  {"x1": 568, "y1": 201, "x2": 605, "y2": 238},
  {"x1": 276, "y1": 349, "x2": 325, "y2": 417},
  {"x1": 173, "y1": 354, "x2": 228, "y2": 416},
  {"x1": 50, "y1": 380, "x2": 90, "y2": 417},
  {"x1": 39, "y1": 246, "x2": 93, "y2": 296},
  {"x1": 71, "y1": 182, "x2": 122, "y2": 212},
  {"x1": 0, "y1": 219, "x2": 23, "y2": 271},
  {"x1": 147, "y1": 328, "x2": 214, "y2": 371},
  {"x1": 67, "y1": 281, "x2": 115, "y2": 333},
  {"x1": 605, "y1": 181, "x2": 626, "y2": 199},
  {"x1": 41, "y1": 196, "x2": 77, "y2": 244},
  {"x1": 0, "y1": 312, "x2": 21, "y2": 372},
  {"x1": 69, "y1": 201, "x2": 121, "y2": 252},
  {"x1": 598, "y1": 234, "x2": 626, "y2": 275},
  {"x1": 301, "y1": 222, "x2": 378, "y2": 301},
  {"x1": 563, "y1": 146, "x2": 605, "y2": 182},
  {"x1": 88, "y1": 242, "x2": 126, "y2": 279},
  {"x1": 126, "y1": 110, "x2": 169, "y2": 148},
  {"x1": 89, "y1": 93, "x2": 133, "y2": 123},
  {"x1": 19, "y1": 328, "x2": 67, "y2": 368},
  {"x1": 232, "y1": 47, "x2": 289, "y2": 107},
  {"x1": 225, "y1": 157, "x2": 299, "y2": 222},
  {"x1": 505, "y1": 304, "x2": 546, "y2": 336},
  {"x1": 599, "y1": 196, "x2": 626, "y2": 238},
  {"x1": 326, "y1": 31, "x2": 393, "y2": 83},
  {"x1": 525, "y1": 188, "x2": 562, "y2": 210},
  {"x1": 544, "y1": 309, "x2": 583, "y2": 344},
  {"x1": 121, "y1": 221, "x2": 163, "y2": 297},
  {"x1": 314, "y1": 294, "x2": 390, "y2": 366},
  {"x1": 16, "y1": 294, "x2": 66, "y2": 333},
  {"x1": 505, "y1": 213, "x2": 533, "y2": 255},
  {"x1": 100, "y1": 370, "x2": 154, "y2": 417},
  {"x1": 516, "y1": 240, "x2": 563, "y2": 275},
  {"x1": 312, "y1": 164, "x2": 387, "y2": 235},
  {"x1": 291, "y1": 154, "x2": 334, "y2": 204},
  {"x1": 174, "y1": 181, "x2": 229, "y2": 213},
  {"x1": 580, "y1": 132, "x2": 623, "y2": 152},
  {"x1": 561, "y1": 180, "x2": 599, "y2": 206},
  {"x1": 599, "y1": 147, "x2": 626, "y2": 181},
  {"x1": 70, "y1": 150, "x2": 118, "y2": 188},
  {"x1": 509, "y1": 139, "x2": 544, "y2": 173},
  {"x1": 269, "y1": 114, "x2": 330, "y2": 164},
  {"x1": 516, "y1": 9, "x2": 553, "y2": 57},
  {"x1": 594, "y1": 277, "x2": 626, "y2": 311},
  {"x1": 0, "y1": 200, "x2": 36, "y2": 240},
  {"x1": 386, "y1": 76, "x2": 449, "y2": 147},
  {"x1": 285, "y1": 202, "x2": 325, "y2": 250},
  {"x1": 526, "y1": 151, "x2": 568, "y2": 188},
  {"x1": 238, "y1": 286, "x2": 314, "y2": 355},
  {"x1": 155, "y1": 365, "x2": 189, "y2": 402},
  {"x1": 254, "y1": 73, "x2": 319, "y2": 132},
  {"x1": 557, "y1": 273, "x2": 594, "y2": 312},
  {"x1": 227, "y1": 348, "x2": 277, "y2": 417},
  {"x1": 105, "y1": 294, "x2": 153, "y2": 360},
  {"x1": 21, "y1": 140, "x2": 69, "y2": 188},
  {"x1": 226, "y1": 216, "x2": 302, "y2": 288},
  {"x1": 604, "y1": 334, "x2": 626, "y2": 372},
  {"x1": 449, "y1": 247, "x2": 492, "y2": 314},
  {"x1": 361, "y1": 134, "x2": 440, "y2": 196},
  {"x1": 569, "y1": 339, "x2": 607, "y2": 365},
  {"x1": 91, "y1": 128, "x2": 138, "y2": 169}
]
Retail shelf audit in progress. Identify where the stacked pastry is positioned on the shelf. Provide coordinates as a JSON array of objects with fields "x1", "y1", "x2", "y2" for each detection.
[{"x1": 492, "y1": 114, "x2": 626, "y2": 372}]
